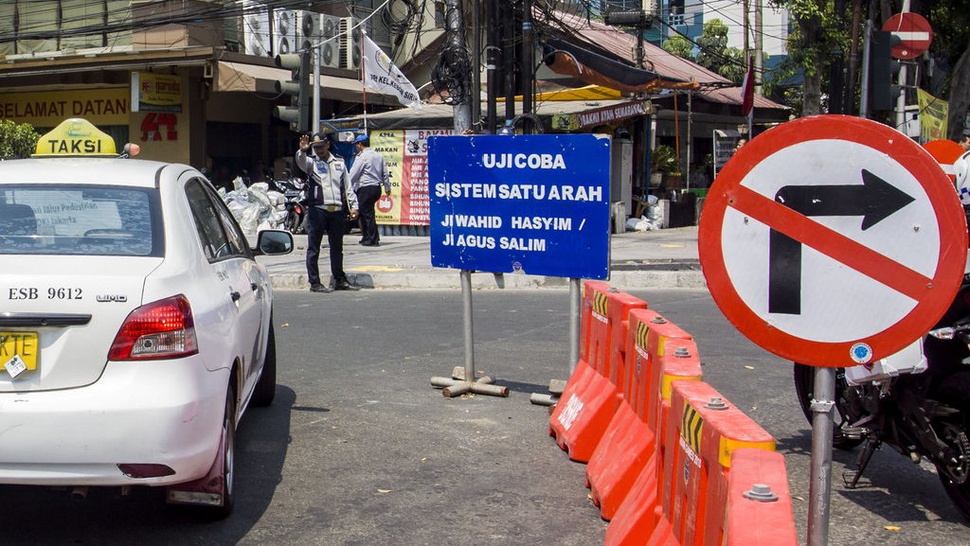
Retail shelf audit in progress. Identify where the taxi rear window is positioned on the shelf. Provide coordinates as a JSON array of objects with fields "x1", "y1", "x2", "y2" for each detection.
[{"x1": 0, "y1": 185, "x2": 160, "y2": 256}]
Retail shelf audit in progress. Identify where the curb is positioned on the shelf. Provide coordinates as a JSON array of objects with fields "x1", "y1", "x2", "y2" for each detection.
[{"x1": 268, "y1": 268, "x2": 708, "y2": 291}]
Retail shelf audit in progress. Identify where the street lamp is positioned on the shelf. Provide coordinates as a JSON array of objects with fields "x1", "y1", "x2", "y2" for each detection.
[{"x1": 602, "y1": 10, "x2": 654, "y2": 69}]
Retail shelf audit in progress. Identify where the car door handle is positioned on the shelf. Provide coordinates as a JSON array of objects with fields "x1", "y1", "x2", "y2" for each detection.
[{"x1": 230, "y1": 291, "x2": 241, "y2": 302}]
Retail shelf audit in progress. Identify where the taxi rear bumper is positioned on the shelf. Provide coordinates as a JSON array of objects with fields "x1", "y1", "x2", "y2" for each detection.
[{"x1": 0, "y1": 356, "x2": 229, "y2": 487}]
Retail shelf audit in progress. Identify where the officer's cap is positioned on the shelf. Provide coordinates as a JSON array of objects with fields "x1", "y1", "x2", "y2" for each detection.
[
  {"x1": 354, "y1": 134, "x2": 370, "y2": 145},
  {"x1": 310, "y1": 132, "x2": 331, "y2": 147}
]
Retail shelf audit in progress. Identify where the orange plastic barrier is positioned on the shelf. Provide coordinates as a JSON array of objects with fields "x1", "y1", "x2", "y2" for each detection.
[
  {"x1": 651, "y1": 380, "x2": 779, "y2": 545},
  {"x1": 587, "y1": 310, "x2": 701, "y2": 521},
  {"x1": 724, "y1": 448, "x2": 797, "y2": 546},
  {"x1": 549, "y1": 283, "x2": 646, "y2": 462}
]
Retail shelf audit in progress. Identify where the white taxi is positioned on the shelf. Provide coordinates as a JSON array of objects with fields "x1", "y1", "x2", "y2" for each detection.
[{"x1": 0, "y1": 118, "x2": 293, "y2": 518}]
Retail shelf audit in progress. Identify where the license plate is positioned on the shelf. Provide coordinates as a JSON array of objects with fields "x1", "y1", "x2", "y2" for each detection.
[{"x1": 0, "y1": 332, "x2": 38, "y2": 370}]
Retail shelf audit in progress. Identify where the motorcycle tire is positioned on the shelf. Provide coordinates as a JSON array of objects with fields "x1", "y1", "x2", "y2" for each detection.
[
  {"x1": 934, "y1": 371, "x2": 970, "y2": 522},
  {"x1": 792, "y1": 363, "x2": 867, "y2": 450}
]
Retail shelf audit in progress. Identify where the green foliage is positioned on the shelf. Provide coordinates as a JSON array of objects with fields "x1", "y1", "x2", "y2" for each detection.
[
  {"x1": 651, "y1": 144, "x2": 680, "y2": 174},
  {"x1": 0, "y1": 120, "x2": 40, "y2": 159},
  {"x1": 717, "y1": 47, "x2": 746, "y2": 83},
  {"x1": 663, "y1": 34, "x2": 694, "y2": 59},
  {"x1": 662, "y1": 20, "x2": 748, "y2": 85},
  {"x1": 695, "y1": 19, "x2": 730, "y2": 73}
]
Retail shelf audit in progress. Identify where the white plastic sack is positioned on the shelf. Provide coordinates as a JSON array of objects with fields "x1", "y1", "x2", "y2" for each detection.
[{"x1": 266, "y1": 191, "x2": 286, "y2": 207}]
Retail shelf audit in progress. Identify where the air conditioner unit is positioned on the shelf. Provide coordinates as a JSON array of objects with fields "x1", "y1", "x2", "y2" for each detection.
[
  {"x1": 319, "y1": 14, "x2": 342, "y2": 68},
  {"x1": 294, "y1": 10, "x2": 320, "y2": 53},
  {"x1": 339, "y1": 17, "x2": 362, "y2": 70},
  {"x1": 273, "y1": 9, "x2": 297, "y2": 56},
  {"x1": 242, "y1": 0, "x2": 272, "y2": 57}
]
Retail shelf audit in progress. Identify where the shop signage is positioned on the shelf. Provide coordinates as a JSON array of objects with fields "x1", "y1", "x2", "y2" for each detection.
[
  {"x1": 132, "y1": 72, "x2": 182, "y2": 113},
  {"x1": 0, "y1": 88, "x2": 128, "y2": 127},
  {"x1": 553, "y1": 100, "x2": 653, "y2": 131}
]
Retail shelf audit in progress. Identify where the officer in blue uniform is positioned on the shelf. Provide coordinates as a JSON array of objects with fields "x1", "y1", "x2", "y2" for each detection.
[{"x1": 295, "y1": 133, "x2": 360, "y2": 292}]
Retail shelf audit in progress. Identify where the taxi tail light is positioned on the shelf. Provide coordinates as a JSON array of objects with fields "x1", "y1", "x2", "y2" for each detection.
[{"x1": 108, "y1": 295, "x2": 199, "y2": 361}]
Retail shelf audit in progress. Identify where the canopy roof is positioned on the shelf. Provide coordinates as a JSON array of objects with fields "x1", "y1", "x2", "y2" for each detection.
[{"x1": 543, "y1": 38, "x2": 699, "y2": 93}]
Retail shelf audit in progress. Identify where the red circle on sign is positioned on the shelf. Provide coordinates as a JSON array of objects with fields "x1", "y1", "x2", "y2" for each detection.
[
  {"x1": 699, "y1": 115, "x2": 967, "y2": 367},
  {"x1": 883, "y1": 12, "x2": 933, "y2": 60},
  {"x1": 377, "y1": 194, "x2": 393, "y2": 213}
]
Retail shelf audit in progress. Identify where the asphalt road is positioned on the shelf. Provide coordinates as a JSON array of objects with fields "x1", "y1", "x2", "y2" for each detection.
[{"x1": 0, "y1": 289, "x2": 966, "y2": 545}]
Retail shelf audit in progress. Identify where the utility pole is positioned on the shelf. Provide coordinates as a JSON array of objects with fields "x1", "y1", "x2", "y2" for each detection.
[
  {"x1": 894, "y1": 0, "x2": 911, "y2": 131},
  {"x1": 486, "y1": 0, "x2": 499, "y2": 134},
  {"x1": 754, "y1": 0, "x2": 763, "y2": 95},
  {"x1": 521, "y1": 0, "x2": 534, "y2": 133},
  {"x1": 445, "y1": 0, "x2": 471, "y2": 132},
  {"x1": 471, "y1": 0, "x2": 481, "y2": 133}
]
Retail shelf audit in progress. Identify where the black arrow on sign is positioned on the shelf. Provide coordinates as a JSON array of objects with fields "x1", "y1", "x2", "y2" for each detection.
[{"x1": 769, "y1": 169, "x2": 915, "y2": 315}]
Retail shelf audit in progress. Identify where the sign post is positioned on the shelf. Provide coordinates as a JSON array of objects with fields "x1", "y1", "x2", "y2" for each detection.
[
  {"x1": 427, "y1": 134, "x2": 611, "y2": 397},
  {"x1": 698, "y1": 115, "x2": 967, "y2": 545}
]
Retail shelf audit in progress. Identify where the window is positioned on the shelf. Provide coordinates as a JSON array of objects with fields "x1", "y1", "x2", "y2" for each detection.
[
  {"x1": 185, "y1": 178, "x2": 252, "y2": 262},
  {"x1": 0, "y1": 186, "x2": 158, "y2": 256}
]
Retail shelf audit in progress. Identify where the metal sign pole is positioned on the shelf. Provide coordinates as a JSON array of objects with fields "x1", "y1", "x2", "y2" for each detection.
[
  {"x1": 430, "y1": 270, "x2": 509, "y2": 398},
  {"x1": 807, "y1": 366, "x2": 835, "y2": 546},
  {"x1": 568, "y1": 278, "x2": 580, "y2": 374}
]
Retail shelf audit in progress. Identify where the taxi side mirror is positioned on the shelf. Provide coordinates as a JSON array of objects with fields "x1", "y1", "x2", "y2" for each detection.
[{"x1": 254, "y1": 230, "x2": 294, "y2": 256}]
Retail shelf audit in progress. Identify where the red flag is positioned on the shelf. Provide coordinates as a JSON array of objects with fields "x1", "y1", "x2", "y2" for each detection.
[{"x1": 741, "y1": 55, "x2": 755, "y2": 117}]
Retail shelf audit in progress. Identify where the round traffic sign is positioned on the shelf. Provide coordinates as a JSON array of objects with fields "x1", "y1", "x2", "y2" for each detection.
[
  {"x1": 699, "y1": 115, "x2": 967, "y2": 368},
  {"x1": 883, "y1": 12, "x2": 932, "y2": 60}
]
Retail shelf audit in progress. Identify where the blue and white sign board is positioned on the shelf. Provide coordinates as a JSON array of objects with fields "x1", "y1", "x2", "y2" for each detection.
[{"x1": 429, "y1": 134, "x2": 611, "y2": 279}]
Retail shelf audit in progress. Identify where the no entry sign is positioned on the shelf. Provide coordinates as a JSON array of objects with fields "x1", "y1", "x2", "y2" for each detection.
[
  {"x1": 883, "y1": 12, "x2": 933, "y2": 60},
  {"x1": 699, "y1": 115, "x2": 967, "y2": 368}
]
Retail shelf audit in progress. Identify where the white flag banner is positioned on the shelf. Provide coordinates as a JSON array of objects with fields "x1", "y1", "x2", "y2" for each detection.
[{"x1": 362, "y1": 34, "x2": 423, "y2": 111}]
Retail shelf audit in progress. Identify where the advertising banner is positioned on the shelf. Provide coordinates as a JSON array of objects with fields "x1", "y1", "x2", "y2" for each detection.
[{"x1": 374, "y1": 128, "x2": 456, "y2": 226}]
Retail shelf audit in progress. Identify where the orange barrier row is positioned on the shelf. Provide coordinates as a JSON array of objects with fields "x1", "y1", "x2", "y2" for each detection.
[
  {"x1": 547, "y1": 283, "x2": 798, "y2": 545},
  {"x1": 549, "y1": 281, "x2": 646, "y2": 462},
  {"x1": 586, "y1": 309, "x2": 701, "y2": 521}
]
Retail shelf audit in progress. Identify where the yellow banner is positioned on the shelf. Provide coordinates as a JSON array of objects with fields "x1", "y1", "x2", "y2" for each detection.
[
  {"x1": 372, "y1": 130, "x2": 403, "y2": 225},
  {"x1": 917, "y1": 89, "x2": 948, "y2": 142},
  {"x1": 0, "y1": 88, "x2": 129, "y2": 127}
]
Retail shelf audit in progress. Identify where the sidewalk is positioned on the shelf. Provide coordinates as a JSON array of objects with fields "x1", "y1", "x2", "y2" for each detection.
[{"x1": 257, "y1": 226, "x2": 705, "y2": 290}]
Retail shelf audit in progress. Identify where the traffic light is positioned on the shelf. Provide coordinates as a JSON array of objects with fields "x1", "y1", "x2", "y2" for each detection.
[
  {"x1": 274, "y1": 52, "x2": 311, "y2": 132},
  {"x1": 868, "y1": 30, "x2": 902, "y2": 111}
]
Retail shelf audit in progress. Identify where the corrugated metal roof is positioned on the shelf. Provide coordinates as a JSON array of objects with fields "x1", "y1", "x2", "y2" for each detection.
[
  {"x1": 538, "y1": 10, "x2": 789, "y2": 112},
  {"x1": 539, "y1": 10, "x2": 732, "y2": 88}
]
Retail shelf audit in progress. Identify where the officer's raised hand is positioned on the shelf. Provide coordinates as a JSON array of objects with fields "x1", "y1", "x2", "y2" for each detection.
[{"x1": 299, "y1": 134, "x2": 310, "y2": 152}]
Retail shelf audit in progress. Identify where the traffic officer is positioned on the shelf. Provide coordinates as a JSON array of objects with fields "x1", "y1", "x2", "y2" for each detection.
[
  {"x1": 348, "y1": 133, "x2": 391, "y2": 246},
  {"x1": 295, "y1": 132, "x2": 360, "y2": 292}
]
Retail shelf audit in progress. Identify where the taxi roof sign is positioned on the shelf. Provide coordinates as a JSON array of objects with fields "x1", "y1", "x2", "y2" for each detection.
[{"x1": 33, "y1": 118, "x2": 117, "y2": 157}]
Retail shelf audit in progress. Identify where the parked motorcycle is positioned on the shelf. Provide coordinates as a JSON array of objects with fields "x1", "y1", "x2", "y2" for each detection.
[
  {"x1": 270, "y1": 173, "x2": 307, "y2": 234},
  {"x1": 792, "y1": 282, "x2": 970, "y2": 520}
]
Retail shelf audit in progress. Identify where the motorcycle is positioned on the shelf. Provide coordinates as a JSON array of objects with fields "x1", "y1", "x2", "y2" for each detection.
[
  {"x1": 270, "y1": 174, "x2": 307, "y2": 234},
  {"x1": 793, "y1": 281, "x2": 970, "y2": 520}
]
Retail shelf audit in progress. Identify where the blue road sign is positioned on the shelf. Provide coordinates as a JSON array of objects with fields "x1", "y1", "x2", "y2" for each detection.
[{"x1": 429, "y1": 134, "x2": 611, "y2": 279}]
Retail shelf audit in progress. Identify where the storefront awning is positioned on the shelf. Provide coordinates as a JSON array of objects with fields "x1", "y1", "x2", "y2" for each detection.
[
  {"x1": 331, "y1": 99, "x2": 654, "y2": 131},
  {"x1": 213, "y1": 61, "x2": 397, "y2": 104}
]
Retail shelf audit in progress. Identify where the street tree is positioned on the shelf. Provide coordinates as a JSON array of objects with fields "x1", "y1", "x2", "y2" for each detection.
[
  {"x1": 0, "y1": 120, "x2": 39, "y2": 160},
  {"x1": 663, "y1": 20, "x2": 746, "y2": 84},
  {"x1": 770, "y1": 0, "x2": 846, "y2": 116}
]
